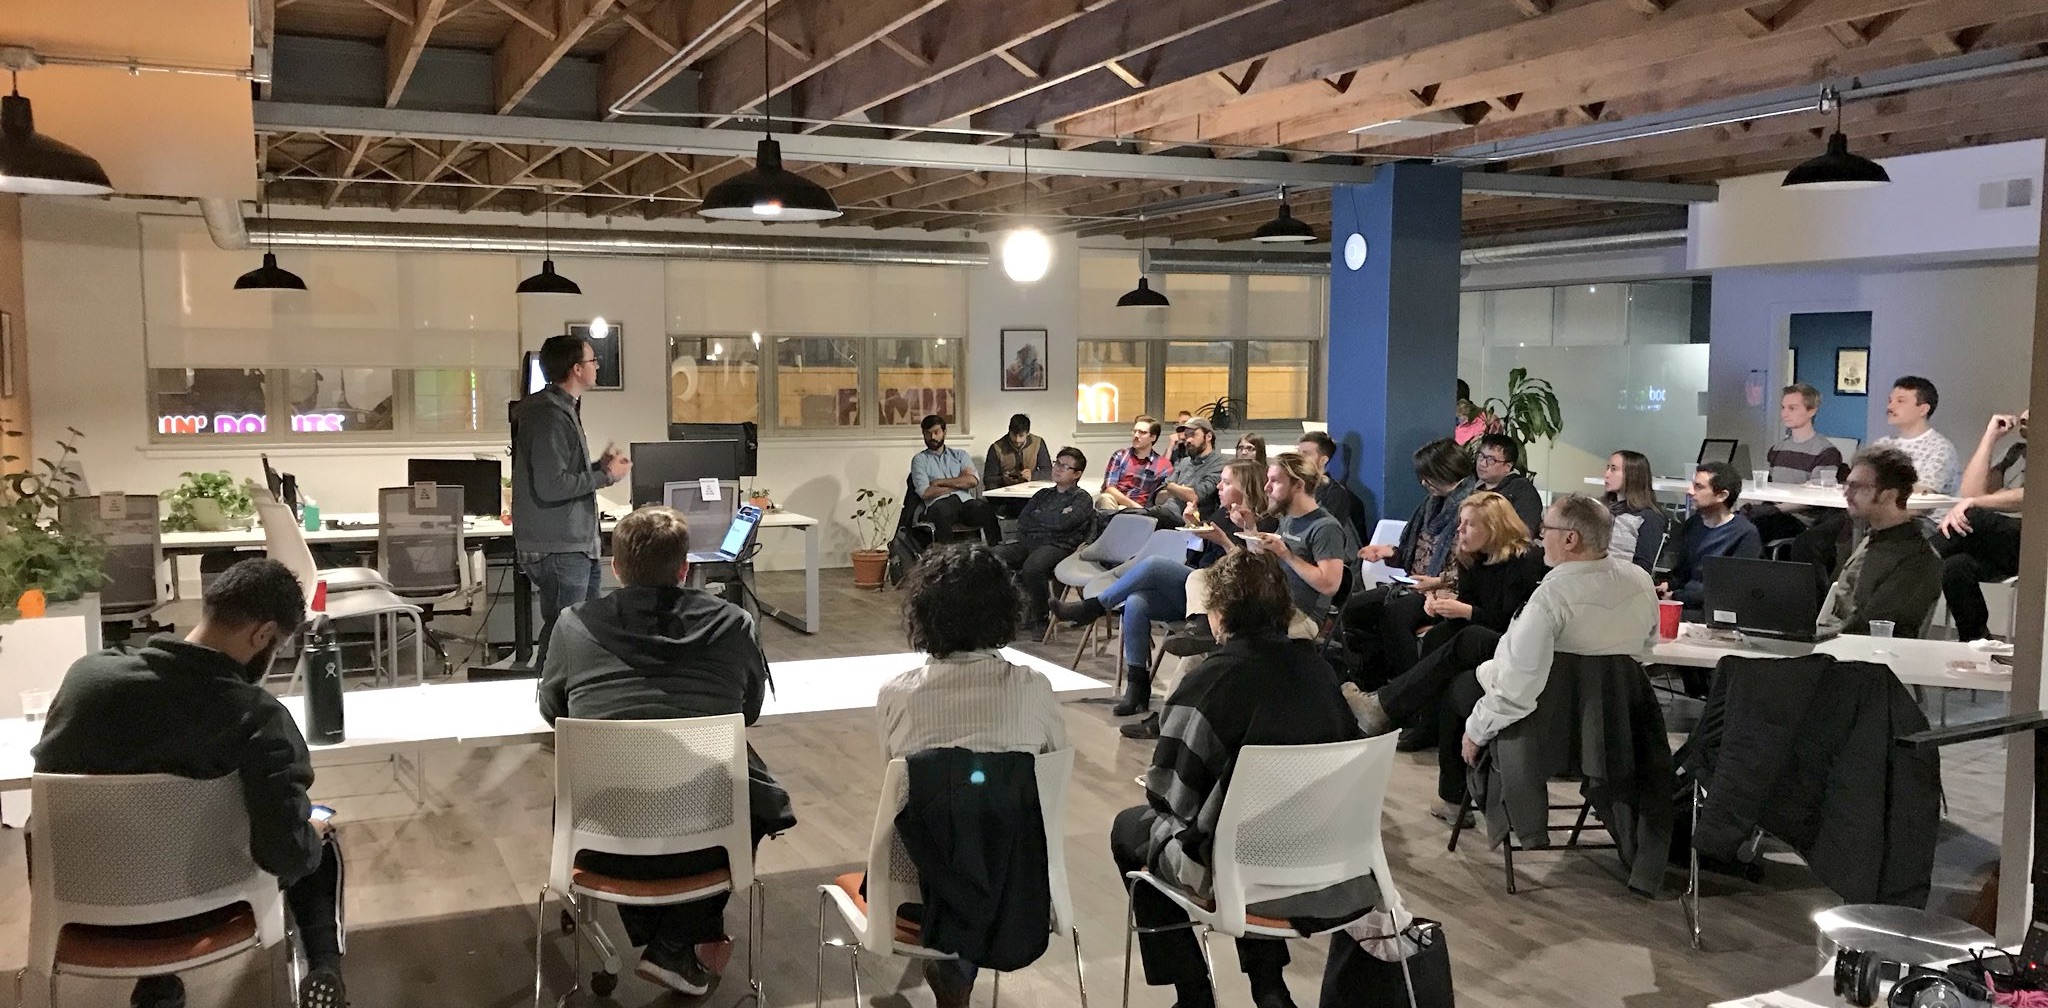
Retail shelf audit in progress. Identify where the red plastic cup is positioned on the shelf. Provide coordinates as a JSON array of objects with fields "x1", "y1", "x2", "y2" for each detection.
[{"x1": 1657, "y1": 599, "x2": 1683, "y2": 640}]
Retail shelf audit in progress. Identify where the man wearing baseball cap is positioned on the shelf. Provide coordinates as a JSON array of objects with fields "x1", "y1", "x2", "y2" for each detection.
[{"x1": 1147, "y1": 416, "x2": 1227, "y2": 528}]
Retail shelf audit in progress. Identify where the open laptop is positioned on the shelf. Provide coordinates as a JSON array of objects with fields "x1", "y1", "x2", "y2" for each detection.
[
  {"x1": 1702, "y1": 555, "x2": 1836, "y2": 647},
  {"x1": 688, "y1": 504, "x2": 764, "y2": 564}
]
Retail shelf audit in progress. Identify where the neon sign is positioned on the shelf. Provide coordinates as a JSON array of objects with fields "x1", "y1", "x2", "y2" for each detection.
[
  {"x1": 157, "y1": 413, "x2": 348, "y2": 435},
  {"x1": 1077, "y1": 382, "x2": 1121, "y2": 424}
]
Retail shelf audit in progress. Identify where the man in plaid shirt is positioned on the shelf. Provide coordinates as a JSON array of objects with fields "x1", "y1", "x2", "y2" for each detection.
[{"x1": 1096, "y1": 414, "x2": 1175, "y2": 510}]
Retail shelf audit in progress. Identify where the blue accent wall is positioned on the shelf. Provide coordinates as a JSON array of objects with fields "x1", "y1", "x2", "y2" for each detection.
[
  {"x1": 1325, "y1": 165, "x2": 1463, "y2": 527},
  {"x1": 1789, "y1": 311, "x2": 1874, "y2": 443}
]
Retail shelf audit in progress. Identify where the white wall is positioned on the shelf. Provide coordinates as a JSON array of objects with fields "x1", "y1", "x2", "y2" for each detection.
[{"x1": 1705, "y1": 259, "x2": 2039, "y2": 454}]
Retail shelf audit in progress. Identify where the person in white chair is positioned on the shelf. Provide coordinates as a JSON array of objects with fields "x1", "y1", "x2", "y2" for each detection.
[
  {"x1": 538, "y1": 506, "x2": 793, "y2": 997},
  {"x1": 33, "y1": 559, "x2": 346, "y2": 1008}
]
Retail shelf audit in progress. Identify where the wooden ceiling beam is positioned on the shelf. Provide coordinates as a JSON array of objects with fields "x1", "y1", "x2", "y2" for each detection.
[
  {"x1": 694, "y1": 0, "x2": 950, "y2": 119},
  {"x1": 388, "y1": 139, "x2": 476, "y2": 208},
  {"x1": 599, "y1": 0, "x2": 784, "y2": 120},
  {"x1": 322, "y1": 135, "x2": 379, "y2": 208},
  {"x1": 496, "y1": 0, "x2": 618, "y2": 114},
  {"x1": 385, "y1": 0, "x2": 450, "y2": 107}
]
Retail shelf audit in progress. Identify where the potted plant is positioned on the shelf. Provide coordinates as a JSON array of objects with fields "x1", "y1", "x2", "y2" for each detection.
[
  {"x1": 1478, "y1": 367, "x2": 1564, "y2": 475},
  {"x1": 0, "y1": 425, "x2": 106, "y2": 617},
  {"x1": 1195, "y1": 395, "x2": 1246, "y2": 430},
  {"x1": 161, "y1": 470, "x2": 261, "y2": 533},
  {"x1": 744, "y1": 485, "x2": 775, "y2": 511},
  {"x1": 848, "y1": 487, "x2": 896, "y2": 590}
]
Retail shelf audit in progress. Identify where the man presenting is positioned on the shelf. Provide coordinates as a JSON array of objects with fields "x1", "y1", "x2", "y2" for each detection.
[
  {"x1": 994, "y1": 447, "x2": 1096, "y2": 631},
  {"x1": 1820, "y1": 447, "x2": 1942, "y2": 637},
  {"x1": 1935, "y1": 408, "x2": 2027, "y2": 641},
  {"x1": 1660, "y1": 462, "x2": 1763, "y2": 612},
  {"x1": 912, "y1": 413, "x2": 1001, "y2": 544},
  {"x1": 513, "y1": 332, "x2": 632, "y2": 661},
  {"x1": 1148, "y1": 416, "x2": 1228, "y2": 528},
  {"x1": 982, "y1": 412, "x2": 1052, "y2": 490},
  {"x1": 33, "y1": 560, "x2": 347, "y2": 1008}
]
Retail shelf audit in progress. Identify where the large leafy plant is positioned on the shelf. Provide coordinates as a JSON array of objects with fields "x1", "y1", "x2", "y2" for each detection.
[
  {"x1": 161, "y1": 470, "x2": 260, "y2": 533},
  {"x1": 849, "y1": 487, "x2": 897, "y2": 552},
  {"x1": 0, "y1": 425, "x2": 106, "y2": 613},
  {"x1": 1479, "y1": 367, "x2": 1564, "y2": 471}
]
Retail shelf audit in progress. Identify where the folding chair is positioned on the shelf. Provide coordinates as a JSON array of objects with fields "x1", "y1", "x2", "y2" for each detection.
[
  {"x1": 816, "y1": 749, "x2": 1085, "y2": 1008},
  {"x1": 1120, "y1": 735, "x2": 1402, "y2": 1008},
  {"x1": 21, "y1": 773, "x2": 297, "y2": 1008}
]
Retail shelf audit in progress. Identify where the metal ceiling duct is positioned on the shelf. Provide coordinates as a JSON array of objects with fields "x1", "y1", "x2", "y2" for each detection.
[
  {"x1": 1140, "y1": 229, "x2": 1687, "y2": 275},
  {"x1": 240, "y1": 219, "x2": 991, "y2": 266}
]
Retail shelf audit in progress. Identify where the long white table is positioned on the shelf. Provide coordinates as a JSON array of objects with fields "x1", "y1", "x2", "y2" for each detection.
[
  {"x1": 0, "y1": 647, "x2": 1110, "y2": 791},
  {"x1": 1581, "y1": 476, "x2": 1959, "y2": 511},
  {"x1": 985, "y1": 477, "x2": 1104, "y2": 500},
  {"x1": 1651, "y1": 624, "x2": 2012, "y2": 692}
]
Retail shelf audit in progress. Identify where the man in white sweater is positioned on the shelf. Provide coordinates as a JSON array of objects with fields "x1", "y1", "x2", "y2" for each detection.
[{"x1": 1348, "y1": 494, "x2": 1658, "y2": 818}]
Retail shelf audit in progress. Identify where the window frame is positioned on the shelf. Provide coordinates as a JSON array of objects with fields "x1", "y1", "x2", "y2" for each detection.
[
  {"x1": 1076, "y1": 337, "x2": 1323, "y2": 432},
  {"x1": 145, "y1": 366, "x2": 516, "y2": 446},
  {"x1": 671, "y1": 332, "x2": 968, "y2": 437}
]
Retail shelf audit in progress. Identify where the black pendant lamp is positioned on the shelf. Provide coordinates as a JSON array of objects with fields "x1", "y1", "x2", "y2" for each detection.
[
  {"x1": 235, "y1": 177, "x2": 307, "y2": 291},
  {"x1": 0, "y1": 64, "x2": 113, "y2": 196},
  {"x1": 1782, "y1": 86, "x2": 1889, "y2": 191},
  {"x1": 1117, "y1": 212, "x2": 1170, "y2": 308},
  {"x1": 698, "y1": 0, "x2": 841, "y2": 222},
  {"x1": 518, "y1": 185, "x2": 581, "y2": 295},
  {"x1": 1251, "y1": 187, "x2": 1317, "y2": 243}
]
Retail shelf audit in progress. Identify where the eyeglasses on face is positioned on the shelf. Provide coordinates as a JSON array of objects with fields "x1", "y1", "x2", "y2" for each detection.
[
  {"x1": 1478, "y1": 453, "x2": 1509, "y2": 465},
  {"x1": 1052, "y1": 462, "x2": 1080, "y2": 472}
]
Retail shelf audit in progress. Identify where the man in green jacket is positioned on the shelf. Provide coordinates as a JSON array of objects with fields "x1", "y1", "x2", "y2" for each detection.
[{"x1": 1820, "y1": 447, "x2": 1943, "y2": 637}]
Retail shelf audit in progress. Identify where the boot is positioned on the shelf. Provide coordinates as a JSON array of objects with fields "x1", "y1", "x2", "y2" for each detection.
[
  {"x1": 1114, "y1": 664, "x2": 1151, "y2": 717},
  {"x1": 1119, "y1": 713, "x2": 1160, "y2": 740},
  {"x1": 1050, "y1": 594, "x2": 1106, "y2": 626}
]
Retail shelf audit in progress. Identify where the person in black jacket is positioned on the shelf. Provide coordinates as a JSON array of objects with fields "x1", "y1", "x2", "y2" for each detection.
[
  {"x1": 1342, "y1": 439, "x2": 1474, "y2": 691},
  {"x1": 1111, "y1": 549, "x2": 1371, "y2": 1008},
  {"x1": 1471, "y1": 433, "x2": 1544, "y2": 538},
  {"x1": 538, "y1": 505, "x2": 792, "y2": 997},
  {"x1": 1602, "y1": 450, "x2": 1670, "y2": 573},
  {"x1": 992, "y1": 446, "x2": 1095, "y2": 631},
  {"x1": 32, "y1": 559, "x2": 346, "y2": 1008}
]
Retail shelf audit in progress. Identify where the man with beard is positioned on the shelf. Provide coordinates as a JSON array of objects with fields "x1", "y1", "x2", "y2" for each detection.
[
  {"x1": 32, "y1": 559, "x2": 347, "y2": 1008},
  {"x1": 910, "y1": 413, "x2": 1001, "y2": 545}
]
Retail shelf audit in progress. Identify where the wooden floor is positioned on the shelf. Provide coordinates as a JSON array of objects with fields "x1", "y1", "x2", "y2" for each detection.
[{"x1": 0, "y1": 571, "x2": 2011, "y2": 1008}]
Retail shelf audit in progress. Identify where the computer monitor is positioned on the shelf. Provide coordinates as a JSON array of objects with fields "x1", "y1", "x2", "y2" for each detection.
[
  {"x1": 1702, "y1": 556, "x2": 1829, "y2": 643},
  {"x1": 521, "y1": 351, "x2": 547, "y2": 395},
  {"x1": 663, "y1": 480, "x2": 739, "y2": 554},
  {"x1": 407, "y1": 458, "x2": 502, "y2": 518},
  {"x1": 1697, "y1": 438, "x2": 1739, "y2": 467},
  {"x1": 632, "y1": 439, "x2": 744, "y2": 507},
  {"x1": 666, "y1": 422, "x2": 758, "y2": 476}
]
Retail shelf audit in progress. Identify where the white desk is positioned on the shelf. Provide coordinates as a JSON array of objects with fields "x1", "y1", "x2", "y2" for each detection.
[
  {"x1": 1581, "y1": 477, "x2": 1959, "y2": 510},
  {"x1": 1651, "y1": 624, "x2": 2012, "y2": 692},
  {"x1": 984, "y1": 478, "x2": 1103, "y2": 500},
  {"x1": 0, "y1": 647, "x2": 1110, "y2": 791}
]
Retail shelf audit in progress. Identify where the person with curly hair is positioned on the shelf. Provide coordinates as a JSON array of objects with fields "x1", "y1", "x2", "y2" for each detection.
[
  {"x1": 1109, "y1": 549, "x2": 1368, "y2": 1008},
  {"x1": 876, "y1": 543, "x2": 1070, "y2": 1008}
]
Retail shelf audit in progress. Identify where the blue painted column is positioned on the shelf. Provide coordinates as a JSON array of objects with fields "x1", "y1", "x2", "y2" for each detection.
[{"x1": 1326, "y1": 164, "x2": 1463, "y2": 528}]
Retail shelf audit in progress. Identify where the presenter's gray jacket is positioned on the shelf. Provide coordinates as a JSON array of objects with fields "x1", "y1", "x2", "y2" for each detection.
[{"x1": 511, "y1": 383, "x2": 617, "y2": 556}]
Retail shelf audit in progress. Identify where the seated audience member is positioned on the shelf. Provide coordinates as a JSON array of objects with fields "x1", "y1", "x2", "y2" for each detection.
[
  {"x1": 1169, "y1": 410, "x2": 1196, "y2": 464},
  {"x1": 876, "y1": 543, "x2": 1071, "y2": 1008},
  {"x1": 1245, "y1": 452, "x2": 1356, "y2": 629},
  {"x1": 1748, "y1": 384, "x2": 1846, "y2": 545},
  {"x1": 538, "y1": 506, "x2": 792, "y2": 996},
  {"x1": 1343, "y1": 439, "x2": 1476, "y2": 687},
  {"x1": 1471, "y1": 432, "x2": 1544, "y2": 536},
  {"x1": 982, "y1": 412, "x2": 1052, "y2": 490},
  {"x1": 1233, "y1": 432, "x2": 1268, "y2": 466},
  {"x1": 1054, "y1": 460, "x2": 1273, "y2": 726},
  {"x1": 1818, "y1": 447, "x2": 1942, "y2": 637},
  {"x1": 911, "y1": 413, "x2": 1001, "y2": 545},
  {"x1": 1110, "y1": 549, "x2": 1368, "y2": 1008},
  {"x1": 1603, "y1": 450, "x2": 1670, "y2": 572},
  {"x1": 993, "y1": 447, "x2": 1095, "y2": 631},
  {"x1": 1097, "y1": 415, "x2": 1175, "y2": 511},
  {"x1": 1935, "y1": 408, "x2": 2027, "y2": 641},
  {"x1": 1147, "y1": 416, "x2": 1229, "y2": 528},
  {"x1": 32, "y1": 559, "x2": 347, "y2": 1008},
  {"x1": 1660, "y1": 462, "x2": 1763, "y2": 612},
  {"x1": 1795, "y1": 375, "x2": 1960, "y2": 584},
  {"x1": 1454, "y1": 398, "x2": 1488, "y2": 446},
  {"x1": 1346, "y1": 495, "x2": 1657, "y2": 825},
  {"x1": 1297, "y1": 430, "x2": 1363, "y2": 548},
  {"x1": 1377, "y1": 491, "x2": 1548, "y2": 755}
]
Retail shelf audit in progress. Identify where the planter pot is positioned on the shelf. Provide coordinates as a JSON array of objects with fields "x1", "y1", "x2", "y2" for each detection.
[
  {"x1": 749, "y1": 496, "x2": 774, "y2": 512},
  {"x1": 190, "y1": 498, "x2": 227, "y2": 532},
  {"x1": 850, "y1": 548, "x2": 889, "y2": 590}
]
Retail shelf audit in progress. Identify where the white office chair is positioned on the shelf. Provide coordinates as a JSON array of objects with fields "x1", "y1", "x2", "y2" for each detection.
[
  {"x1": 257, "y1": 500, "x2": 426, "y2": 688},
  {"x1": 1075, "y1": 528, "x2": 1194, "y2": 675},
  {"x1": 1120, "y1": 735, "x2": 1402, "y2": 1008},
  {"x1": 21, "y1": 773, "x2": 296, "y2": 1008},
  {"x1": 535, "y1": 714, "x2": 763, "y2": 1007},
  {"x1": 816, "y1": 749, "x2": 1085, "y2": 1008},
  {"x1": 1356, "y1": 519, "x2": 1408, "y2": 589}
]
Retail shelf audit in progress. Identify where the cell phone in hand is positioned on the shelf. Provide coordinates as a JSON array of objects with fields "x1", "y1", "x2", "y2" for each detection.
[
  {"x1": 1389, "y1": 573, "x2": 1417, "y2": 584},
  {"x1": 310, "y1": 804, "x2": 336, "y2": 823}
]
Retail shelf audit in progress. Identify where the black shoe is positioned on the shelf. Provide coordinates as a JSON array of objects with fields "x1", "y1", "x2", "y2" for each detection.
[
  {"x1": 1395, "y1": 726, "x2": 1435, "y2": 752},
  {"x1": 1252, "y1": 985, "x2": 1300, "y2": 1008},
  {"x1": 298, "y1": 966, "x2": 346, "y2": 1008},
  {"x1": 1162, "y1": 630, "x2": 1219, "y2": 658},
  {"x1": 131, "y1": 976, "x2": 186, "y2": 1008},
  {"x1": 1171, "y1": 982, "x2": 1218, "y2": 1008},
  {"x1": 1113, "y1": 665, "x2": 1151, "y2": 717},
  {"x1": 1050, "y1": 595, "x2": 1106, "y2": 626},
  {"x1": 636, "y1": 945, "x2": 714, "y2": 995},
  {"x1": 1119, "y1": 713, "x2": 1160, "y2": 740}
]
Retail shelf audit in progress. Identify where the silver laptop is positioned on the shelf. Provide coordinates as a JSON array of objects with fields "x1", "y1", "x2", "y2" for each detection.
[{"x1": 688, "y1": 504, "x2": 763, "y2": 564}]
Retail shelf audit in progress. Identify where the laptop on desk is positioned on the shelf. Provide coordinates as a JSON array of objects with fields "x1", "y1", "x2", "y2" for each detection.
[
  {"x1": 1702, "y1": 555, "x2": 1837, "y2": 651},
  {"x1": 688, "y1": 504, "x2": 764, "y2": 564}
]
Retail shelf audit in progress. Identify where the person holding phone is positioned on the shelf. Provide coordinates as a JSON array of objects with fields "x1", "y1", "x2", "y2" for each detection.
[
  {"x1": 1935, "y1": 408, "x2": 2028, "y2": 641},
  {"x1": 32, "y1": 559, "x2": 348, "y2": 1008}
]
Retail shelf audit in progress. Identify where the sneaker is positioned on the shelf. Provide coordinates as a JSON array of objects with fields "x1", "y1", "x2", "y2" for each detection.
[
  {"x1": 1119, "y1": 713, "x2": 1160, "y2": 740},
  {"x1": 635, "y1": 947, "x2": 713, "y2": 996},
  {"x1": 1429, "y1": 800, "x2": 1476, "y2": 829},
  {"x1": 1340, "y1": 682, "x2": 1395, "y2": 737},
  {"x1": 298, "y1": 966, "x2": 345, "y2": 1008},
  {"x1": 130, "y1": 976, "x2": 186, "y2": 1008}
]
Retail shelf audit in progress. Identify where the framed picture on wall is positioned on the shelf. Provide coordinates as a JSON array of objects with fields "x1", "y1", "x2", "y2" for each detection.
[
  {"x1": 1000, "y1": 328, "x2": 1048, "y2": 391},
  {"x1": 568, "y1": 321, "x2": 623, "y2": 390},
  {"x1": 1835, "y1": 347, "x2": 1869, "y2": 396}
]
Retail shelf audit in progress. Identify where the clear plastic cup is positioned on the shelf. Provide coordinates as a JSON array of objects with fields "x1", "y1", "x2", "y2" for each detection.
[
  {"x1": 20, "y1": 688, "x2": 54, "y2": 722},
  {"x1": 1752, "y1": 470, "x2": 1770, "y2": 486},
  {"x1": 1869, "y1": 620, "x2": 1895, "y2": 656}
]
